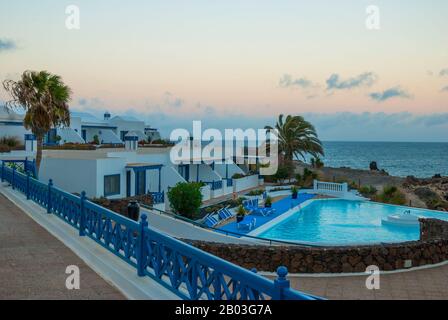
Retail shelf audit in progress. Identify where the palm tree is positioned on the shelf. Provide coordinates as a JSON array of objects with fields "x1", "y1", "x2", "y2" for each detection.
[
  {"x1": 265, "y1": 114, "x2": 324, "y2": 162},
  {"x1": 3, "y1": 71, "x2": 72, "y2": 175}
]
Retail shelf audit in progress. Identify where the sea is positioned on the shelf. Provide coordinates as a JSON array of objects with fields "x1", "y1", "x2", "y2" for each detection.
[{"x1": 312, "y1": 141, "x2": 448, "y2": 178}]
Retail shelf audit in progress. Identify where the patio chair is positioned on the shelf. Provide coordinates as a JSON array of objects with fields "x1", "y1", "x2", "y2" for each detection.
[
  {"x1": 217, "y1": 208, "x2": 233, "y2": 221},
  {"x1": 243, "y1": 199, "x2": 275, "y2": 217},
  {"x1": 237, "y1": 216, "x2": 257, "y2": 231},
  {"x1": 204, "y1": 215, "x2": 219, "y2": 228}
]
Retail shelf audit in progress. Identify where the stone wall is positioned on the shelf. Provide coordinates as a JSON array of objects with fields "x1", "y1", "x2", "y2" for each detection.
[
  {"x1": 420, "y1": 218, "x2": 448, "y2": 241},
  {"x1": 185, "y1": 219, "x2": 448, "y2": 273}
]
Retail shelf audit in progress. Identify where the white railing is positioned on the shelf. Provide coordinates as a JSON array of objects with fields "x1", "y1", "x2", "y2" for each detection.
[{"x1": 313, "y1": 180, "x2": 348, "y2": 193}]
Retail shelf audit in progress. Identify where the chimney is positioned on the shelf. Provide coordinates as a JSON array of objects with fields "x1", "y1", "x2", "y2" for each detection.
[
  {"x1": 104, "y1": 111, "x2": 111, "y2": 121},
  {"x1": 124, "y1": 131, "x2": 139, "y2": 151},
  {"x1": 24, "y1": 134, "x2": 37, "y2": 153}
]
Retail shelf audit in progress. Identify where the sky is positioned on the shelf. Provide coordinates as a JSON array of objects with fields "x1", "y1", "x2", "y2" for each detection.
[{"x1": 1, "y1": 0, "x2": 448, "y2": 141}]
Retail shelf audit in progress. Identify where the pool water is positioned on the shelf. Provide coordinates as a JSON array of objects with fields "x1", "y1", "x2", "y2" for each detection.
[{"x1": 259, "y1": 199, "x2": 448, "y2": 245}]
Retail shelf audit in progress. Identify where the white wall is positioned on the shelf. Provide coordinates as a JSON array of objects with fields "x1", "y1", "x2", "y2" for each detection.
[
  {"x1": 0, "y1": 124, "x2": 30, "y2": 143},
  {"x1": 214, "y1": 162, "x2": 245, "y2": 179},
  {"x1": 39, "y1": 158, "x2": 97, "y2": 198},
  {"x1": 96, "y1": 158, "x2": 128, "y2": 199},
  {"x1": 233, "y1": 174, "x2": 260, "y2": 193},
  {"x1": 201, "y1": 185, "x2": 211, "y2": 201}
]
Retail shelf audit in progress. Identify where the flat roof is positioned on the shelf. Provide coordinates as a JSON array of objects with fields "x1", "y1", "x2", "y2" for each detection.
[{"x1": 126, "y1": 162, "x2": 163, "y2": 168}]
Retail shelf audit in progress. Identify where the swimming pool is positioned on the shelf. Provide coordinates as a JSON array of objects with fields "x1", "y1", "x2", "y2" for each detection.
[{"x1": 257, "y1": 199, "x2": 448, "y2": 245}]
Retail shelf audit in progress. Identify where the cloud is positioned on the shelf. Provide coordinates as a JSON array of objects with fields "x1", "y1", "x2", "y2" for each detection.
[
  {"x1": 368, "y1": 87, "x2": 411, "y2": 102},
  {"x1": 439, "y1": 68, "x2": 448, "y2": 77},
  {"x1": 326, "y1": 72, "x2": 377, "y2": 90},
  {"x1": 279, "y1": 74, "x2": 313, "y2": 89},
  {"x1": 163, "y1": 92, "x2": 184, "y2": 109},
  {"x1": 0, "y1": 39, "x2": 16, "y2": 52},
  {"x1": 441, "y1": 86, "x2": 448, "y2": 92}
]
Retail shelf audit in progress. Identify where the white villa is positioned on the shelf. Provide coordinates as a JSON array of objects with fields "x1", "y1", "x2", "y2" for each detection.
[
  {"x1": 38, "y1": 137, "x2": 263, "y2": 210},
  {"x1": 0, "y1": 107, "x2": 161, "y2": 145},
  {"x1": 1, "y1": 106, "x2": 265, "y2": 209}
]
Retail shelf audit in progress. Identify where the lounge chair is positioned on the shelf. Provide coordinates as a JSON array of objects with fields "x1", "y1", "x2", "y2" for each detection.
[
  {"x1": 237, "y1": 216, "x2": 257, "y2": 230},
  {"x1": 204, "y1": 215, "x2": 219, "y2": 228},
  {"x1": 217, "y1": 208, "x2": 232, "y2": 221},
  {"x1": 243, "y1": 199, "x2": 275, "y2": 217}
]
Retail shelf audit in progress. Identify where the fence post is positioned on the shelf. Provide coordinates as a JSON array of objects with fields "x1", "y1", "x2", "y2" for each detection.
[
  {"x1": 137, "y1": 214, "x2": 148, "y2": 277},
  {"x1": 79, "y1": 191, "x2": 86, "y2": 236},
  {"x1": 47, "y1": 179, "x2": 53, "y2": 214},
  {"x1": 26, "y1": 172, "x2": 30, "y2": 200},
  {"x1": 12, "y1": 167, "x2": 16, "y2": 190},
  {"x1": 313, "y1": 179, "x2": 317, "y2": 191},
  {"x1": 273, "y1": 266, "x2": 290, "y2": 300}
]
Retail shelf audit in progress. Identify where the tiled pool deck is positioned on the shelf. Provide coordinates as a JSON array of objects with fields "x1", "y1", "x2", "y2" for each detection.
[{"x1": 218, "y1": 193, "x2": 316, "y2": 235}]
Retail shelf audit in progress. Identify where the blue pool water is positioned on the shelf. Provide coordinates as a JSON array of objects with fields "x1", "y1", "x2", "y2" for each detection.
[{"x1": 259, "y1": 199, "x2": 448, "y2": 245}]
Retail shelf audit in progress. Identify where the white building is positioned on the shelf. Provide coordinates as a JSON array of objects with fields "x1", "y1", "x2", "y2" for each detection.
[
  {"x1": 0, "y1": 106, "x2": 161, "y2": 145},
  {"x1": 38, "y1": 140, "x2": 263, "y2": 209}
]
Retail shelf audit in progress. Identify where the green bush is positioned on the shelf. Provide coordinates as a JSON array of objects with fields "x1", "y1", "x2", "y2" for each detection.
[
  {"x1": 311, "y1": 156, "x2": 324, "y2": 169},
  {"x1": 0, "y1": 144, "x2": 11, "y2": 153},
  {"x1": 167, "y1": 182, "x2": 203, "y2": 219},
  {"x1": 273, "y1": 165, "x2": 290, "y2": 183},
  {"x1": 359, "y1": 185, "x2": 378, "y2": 198},
  {"x1": 0, "y1": 136, "x2": 21, "y2": 147},
  {"x1": 232, "y1": 173, "x2": 245, "y2": 179},
  {"x1": 247, "y1": 189, "x2": 264, "y2": 196},
  {"x1": 374, "y1": 185, "x2": 406, "y2": 205},
  {"x1": 92, "y1": 135, "x2": 100, "y2": 145}
]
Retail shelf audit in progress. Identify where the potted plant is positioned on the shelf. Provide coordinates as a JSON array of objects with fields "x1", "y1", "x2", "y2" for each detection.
[
  {"x1": 264, "y1": 196, "x2": 272, "y2": 208},
  {"x1": 291, "y1": 186, "x2": 298, "y2": 199},
  {"x1": 236, "y1": 205, "x2": 246, "y2": 223}
]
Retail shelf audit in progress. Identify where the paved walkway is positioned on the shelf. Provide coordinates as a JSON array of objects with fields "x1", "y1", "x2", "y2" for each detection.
[
  {"x1": 271, "y1": 265, "x2": 448, "y2": 300},
  {"x1": 0, "y1": 193, "x2": 125, "y2": 300}
]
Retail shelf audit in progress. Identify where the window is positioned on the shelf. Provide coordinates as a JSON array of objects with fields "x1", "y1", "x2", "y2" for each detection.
[{"x1": 104, "y1": 174, "x2": 120, "y2": 196}]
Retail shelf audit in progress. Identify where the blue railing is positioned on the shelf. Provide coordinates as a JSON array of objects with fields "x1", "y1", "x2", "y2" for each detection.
[
  {"x1": 149, "y1": 191, "x2": 165, "y2": 205},
  {"x1": 226, "y1": 178, "x2": 233, "y2": 187},
  {"x1": 0, "y1": 163, "x2": 322, "y2": 300},
  {"x1": 205, "y1": 180, "x2": 223, "y2": 191},
  {"x1": 1, "y1": 159, "x2": 37, "y2": 178}
]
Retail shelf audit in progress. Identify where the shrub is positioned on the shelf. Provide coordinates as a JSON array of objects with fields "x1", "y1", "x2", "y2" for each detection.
[
  {"x1": 232, "y1": 173, "x2": 245, "y2": 179},
  {"x1": 311, "y1": 156, "x2": 324, "y2": 169},
  {"x1": 273, "y1": 165, "x2": 290, "y2": 183},
  {"x1": 0, "y1": 136, "x2": 21, "y2": 148},
  {"x1": 91, "y1": 135, "x2": 100, "y2": 145},
  {"x1": 374, "y1": 185, "x2": 406, "y2": 205},
  {"x1": 44, "y1": 143, "x2": 97, "y2": 150},
  {"x1": 236, "y1": 205, "x2": 247, "y2": 217},
  {"x1": 167, "y1": 182, "x2": 203, "y2": 219},
  {"x1": 359, "y1": 185, "x2": 378, "y2": 198},
  {"x1": 247, "y1": 189, "x2": 264, "y2": 196},
  {"x1": 0, "y1": 144, "x2": 11, "y2": 153},
  {"x1": 151, "y1": 139, "x2": 175, "y2": 146},
  {"x1": 301, "y1": 168, "x2": 318, "y2": 187},
  {"x1": 264, "y1": 196, "x2": 273, "y2": 207}
]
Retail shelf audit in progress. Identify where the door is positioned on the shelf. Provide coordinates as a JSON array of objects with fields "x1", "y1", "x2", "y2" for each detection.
[{"x1": 126, "y1": 171, "x2": 131, "y2": 197}]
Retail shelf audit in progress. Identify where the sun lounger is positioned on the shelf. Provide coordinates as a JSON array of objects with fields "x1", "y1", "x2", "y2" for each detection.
[
  {"x1": 217, "y1": 209, "x2": 231, "y2": 220},
  {"x1": 243, "y1": 199, "x2": 275, "y2": 216},
  {"x1": 204, "y1": 215, "x2": 219, "y2": 228},
  {"x1": 237, "y1": 216, "x2": 257, "y2": 230}
]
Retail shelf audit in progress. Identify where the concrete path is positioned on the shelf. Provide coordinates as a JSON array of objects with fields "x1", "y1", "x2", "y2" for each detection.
[
  {"x1": 0, "y1": 193, "x2": 125, "y2": 300},
  {"x1": 266, "y1": 265, "x2": 448, "y2": 300}
]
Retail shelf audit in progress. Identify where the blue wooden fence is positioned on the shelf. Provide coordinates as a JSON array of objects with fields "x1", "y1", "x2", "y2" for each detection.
[{"x1": 0, "y1": 163, "x2": 322, "y2": 300}]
